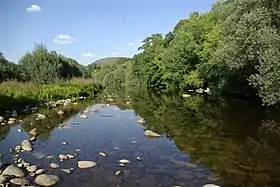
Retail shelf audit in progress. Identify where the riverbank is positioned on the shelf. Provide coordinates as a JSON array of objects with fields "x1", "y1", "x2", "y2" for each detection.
[{"x1": 0, "y1": 80, "x2": 103, "y2": 114}]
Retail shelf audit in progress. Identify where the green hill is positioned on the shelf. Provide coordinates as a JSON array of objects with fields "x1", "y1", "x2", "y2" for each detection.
[{"x1": 89, "y1": 57, "x2": 130, "y2": 67}]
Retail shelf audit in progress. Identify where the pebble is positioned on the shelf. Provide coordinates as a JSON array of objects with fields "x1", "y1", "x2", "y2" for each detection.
[
  {"x1": 35, "y1": 174, "x2": 59, "y2": 186},
  {"x1": 77, "y1": 161, "x2": 97, "y2": 169},
  {"x1": 26, "y1": 165, "x2": 37, "y2": 172},
  {"x1": 50, "y1": 163, "x2": 59, "y2": 169},
  {"x1": 59, "y1": 154, "x2": 68, "y2": 160},
  {"x1": 99, "y1": 152, "x2": 106, "y2": 157},
  {"x1": 119, "y1": 159, "x2": 130, "y2": 164},
  {"x1": 35, "y1": 169, "x2": 45, "y2": 175},
  {"x1": 10, "y1": 178, "x2": 29, "y2": 185}
]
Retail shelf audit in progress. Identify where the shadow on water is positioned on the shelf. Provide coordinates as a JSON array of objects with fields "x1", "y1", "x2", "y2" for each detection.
[{"x1": 99, "y1": 88, "x2": 280, "y2": 187}]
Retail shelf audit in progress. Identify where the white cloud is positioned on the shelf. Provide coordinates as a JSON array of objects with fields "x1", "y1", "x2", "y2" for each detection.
[
  {"x1": 81, "y1": 52, "x2": 95, "y2": 57},
  {"x1": 111, "y1": 52, "x2": 119, "y2": 56},
  {"x1": 127, "y1": 42, "x2": 134, "y2": 46},
  {"x1": 26, "y1": 5, "x2": 41, "y2": 12},
  {"x1": 53, "y1": 34, "x2": 75, "y2": 44},
  {"x1": 115, "y1": 46, "x2": 120, "y2": 50}
]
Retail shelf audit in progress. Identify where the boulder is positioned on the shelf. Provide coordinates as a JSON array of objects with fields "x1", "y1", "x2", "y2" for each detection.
[
  {"x1": 35, "y1": 174, "x2": 58, "y2": 186},
  {"x1": 2, "y1": 165, "x2": 25, "y2": 177},
  {"x1": 10, "y1": 178, "x2": 29, "y2": 185},
  {"x1": 21, "y1": 140, "x2": 32, "y2": 151}
]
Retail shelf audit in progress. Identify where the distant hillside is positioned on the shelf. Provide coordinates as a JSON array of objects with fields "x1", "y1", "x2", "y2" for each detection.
[{"x1": 89, "y1": 57, "x2": 130, "y2": 67}]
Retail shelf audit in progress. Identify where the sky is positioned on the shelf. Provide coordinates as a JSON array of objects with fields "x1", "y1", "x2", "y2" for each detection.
[{"x1": 0, "y1": 0, "x2": 217, "y2": 65}]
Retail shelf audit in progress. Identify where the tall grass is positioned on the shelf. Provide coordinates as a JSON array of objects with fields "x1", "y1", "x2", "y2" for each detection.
[{"x1": 0, "y1": 79, "x2": 102, "y2": 112}]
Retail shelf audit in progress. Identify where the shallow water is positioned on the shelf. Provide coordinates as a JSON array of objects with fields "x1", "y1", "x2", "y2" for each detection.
[{"x1": 1, "y1": 90, "x2": 280, "y2": 187}]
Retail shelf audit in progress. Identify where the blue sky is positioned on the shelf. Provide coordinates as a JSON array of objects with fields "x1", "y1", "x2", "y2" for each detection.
[{"x1": 0, "y1": 0, "x2": 217, "y2": 65}]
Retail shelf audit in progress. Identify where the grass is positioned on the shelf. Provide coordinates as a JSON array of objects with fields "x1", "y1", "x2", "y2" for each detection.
[{"x1": 0, "y1": 79, "x2": 103, "y2": 112}]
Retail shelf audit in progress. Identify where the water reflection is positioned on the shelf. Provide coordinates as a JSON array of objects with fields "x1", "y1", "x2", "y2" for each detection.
[{"x1": 0, "y1": 88, "x2": 280, "y2": 186}]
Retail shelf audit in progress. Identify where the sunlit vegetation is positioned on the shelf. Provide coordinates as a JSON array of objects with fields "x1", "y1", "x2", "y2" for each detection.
[{"x1": 91, "y1": 0, "x2": 280, "y2": 106}]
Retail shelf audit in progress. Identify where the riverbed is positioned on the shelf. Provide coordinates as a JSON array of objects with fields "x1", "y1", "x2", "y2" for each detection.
[{"x1": 1, "y1": 90, "x2": 280, "y2": 187}]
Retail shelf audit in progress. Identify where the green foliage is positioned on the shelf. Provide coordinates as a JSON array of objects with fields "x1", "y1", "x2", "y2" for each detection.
[{"x1": 89, "y1": 0, "x2": 280, "y2": 106}]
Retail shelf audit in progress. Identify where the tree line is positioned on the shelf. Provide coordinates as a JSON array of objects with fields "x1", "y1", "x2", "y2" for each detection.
[
  {"x1": 91, "y1": 0, "x2": 280, "y2": 106},
  {"x1": 0, "y1": 44, "x2": 90, "y2": 84}
]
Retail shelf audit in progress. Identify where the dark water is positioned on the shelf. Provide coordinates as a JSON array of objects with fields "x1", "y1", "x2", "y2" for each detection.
[{"x1": 1, "y1": 89, "x2": 280, "y2": 187}]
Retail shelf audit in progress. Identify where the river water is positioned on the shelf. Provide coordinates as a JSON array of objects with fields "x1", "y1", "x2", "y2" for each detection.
[{"x1": 0, "y1": 89, "x2": 280, "y2": 187}]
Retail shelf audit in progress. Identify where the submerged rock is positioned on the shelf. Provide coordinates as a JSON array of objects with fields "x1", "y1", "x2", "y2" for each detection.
[
  {"x1": 77, "y1": 161, "x2": 97, "y2": 169},
  {"x1": 50, "y1": 163, "x2": 59, "y2": 169},
  {"x1": 35, "y1": 174, "x2": 59, "y2": 186},
  {"x1": 10, "y1": 178, "x2": 29, "y2": 185},
  {"x1": 2, "y1": 165, "x2": 25, "y2": 177},
  {"x1": 144, "y1": 130, "x2": 161, "y2": 137},
  {"x1": 21, "y1": 140, "x2": 32, "y2": 151}
]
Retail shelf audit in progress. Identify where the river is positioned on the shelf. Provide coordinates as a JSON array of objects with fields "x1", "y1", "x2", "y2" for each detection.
[{"x1": 0, "y1": 89, "x2": 280, "y2": 187}]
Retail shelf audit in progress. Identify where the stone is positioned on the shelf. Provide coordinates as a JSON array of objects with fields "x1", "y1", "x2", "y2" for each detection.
[
  {"x1": 15, "y1": 145, "x2": 21, "y2": 151},
  {"x1": 137, "y1": 157, "x2": 141, "y2": 161},
  {"x1": 57, "y1": 110, "x2": 64, "y2": 115},
  {"x1": 116, "y1": 170, "x2": 121, "y2": 176},
  {"x1": 60, "y1": 169, "x2": 71, "y2": 174},
  {"x1": 0, "y1": 116, "x2": 3, "y2": 123},
  {"x1": 196, "y1": 88, "x2": 204, "y2": 94},
  {"x1": 30, "y1": 136, "x2": 37, "y2": 142},
  {"x1": 7, "y1": 120, "x2": 15, "y2": 125},
  {"x1": 119, "y1": 159, "x2": 130, "y2": 164},
  {"x1": 144, "y1": 130, "x2": 161, "y2": 137},
  {"x1": 35, "y1": 169, "x2": 45, "y2": 175},
  {"x1": 0, "y1": 175, "x2": 8, "y2": 184},
  {"x1": 202, "y1": 184, "x2": 220, "y2": 187},
  {"x1": 182, "y1": 94, "x2": 191, "y2": 98},
  {"x1": 29, "y1": 128, "x2": 38, "y2": 136},
  {"x1": 77, "y1": 161, "x2": 97, "y2": 169},
  {"x1": 50, "y1": 163, "x2": 59, "y2": 169},
  {"x1": 23, "y1": 162, "x2": 30, "y2": 167},
  {"x1": 66, "y1": 154, "x2": 75, "y2": 159},
  {"x1": 17, "y1": 129, "x2": 22, "y2": 132},
  {"x1": 79, "y1": 114, "x2": 88, "y2": 118},
  {"x1": 17, "y1": 163, "x2": 23, "y2": 168},
  {"x1": 2, "y1": 165, "x2": 25, "y2": 177},
  {"x1": 9, "y1": 118, "x2": 16, "y2": 121},
  {"x1": 26, "y1": 165, "x2": 37, "y2": 173},
  {"x1": 99, "y1": 152, "x2": 106, "y2": 157},
  {"x1": 59, "y1": 154, "x2": 68, "y2": 160},
  {"x1": 137, "y1": 118, "x2": 146, "y2": 124},
  {"x1": 21, "y1": 140, "x2": 32, "y2": 152},
  {"x1": 35, "y1": 174, "x2": 58, "y2": 186},
  {"x1": 37, "y1": 114, "x2": 46, "y2": 120},
  {"x1": 10, "y1": 178, "x2": 29, "y2": 185}
]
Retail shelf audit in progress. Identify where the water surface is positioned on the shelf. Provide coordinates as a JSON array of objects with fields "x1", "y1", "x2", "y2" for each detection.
[{"x1": 1, "y1": 89, "x2": 280, "y2": 187}]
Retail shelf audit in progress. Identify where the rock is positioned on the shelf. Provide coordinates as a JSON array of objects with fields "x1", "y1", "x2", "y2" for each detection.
[
  {"x1": 10, "y1": 178, "x2": 29, "y2": 185},
  {"x1": 35, "y1": 174, "x2": 58, "y2": 186},
  {"x1": 99, "y1": 152, "x2": 106, "y2": 157},
  {"x1": 9, "y1": 118, "x2": 16, "y2": 121},
  {"x1": 26, "y1": 165, "x2": 37, "y2": 173},
  {"x1": 77, "y1": 161, "x2": 97, "y2": 169},
  {"x1": 79, "y1": 114, "x2": 88, "y2": 118},
  {"x1": 23, "y1": 162, "x2": 30, "y2": 167},
  {"x1": 66, "y1": 154, "x2": 75, "y2": 159},
  {"x1": 116, "y1": 170, "x2": 121, "y2": 176},
  {"x1": 29, "y1": 128, "x2": 38, "y2": 136},
  {"x1": 137, "y1": 118, "x2": 146, "y2": 124},
  {"x1": 37, "y1": 114, "x2": 46, "y2": 120},
  {"x1": 21, "y1": 140, "x2": 32, "y2": 152},
  {"x1": 1, "y1": 122, "x2": 5, "y2": 126},
  {"x1": 0, "y1": 116, "x2": 3, "y2": 123},
  {"x1": 57, "y1": 110, "x2": 64, "y2": 115},
  {"x1": 119, "y1": 163, "x2": 125, "y2": 167},
  {"x1": 17, "y1": 129, "x2": 22, "y2": 132},
  {"x1": 17, "y1": 163, "x2": 23, "y2": 168},
  {"x1": 196, "y1": 88, "x2": 204, "y2": 94},
  {"x1": 204, "y1": 87, "x2": 210, "y2": 94},
  {"x1": 119, "y1": 159, "x2": 130, "y2": 164},
  {"x1": 202, "y1": 184, "x2": 220, "y2": 187},
  {"x1": 144, "y1": 130, "x2": 161, "y2": 137},
  {"x1": 2, "y1": 165, "x2": 25, "y2": 177},
  {"x1": 62, "y1": 141, "x2": 67, "y2": 145},
  {"x1": 50, "y1": 163, "x2": 59, "y2": 169},
  {"x1": 92, "y1": 108, "x2": 100, "y2": 113},
  {"x1": 182, "y1": 94, "x2": 191, "y2": 98},
  {"x1": 15, "y1": 145, "x2": 21, "y2": 151},
  {"x1": 126, "y1": 101, "x2": 130, "y2": 105},
  {"x1": 137, "y1": 157, "x2": 141, "y2": 161},
  {"x1": 60, "y1": 169, "x2": 71, "y2": 174},
  {"x1": 7, "y1": 120, "x2": 15, "y2": 125},
  {"x1": 0, "y1": 175, "x2": 8, "y2": 184},
  {"x1": 35, "y1": 169, "x2": 45, "y2": 175},
  {"x1": 59, "y1": 154, "x2": 68, "y2": 160},
  {"x1": 29, "y1": 136, "x2": 37, "y2": 142}
]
